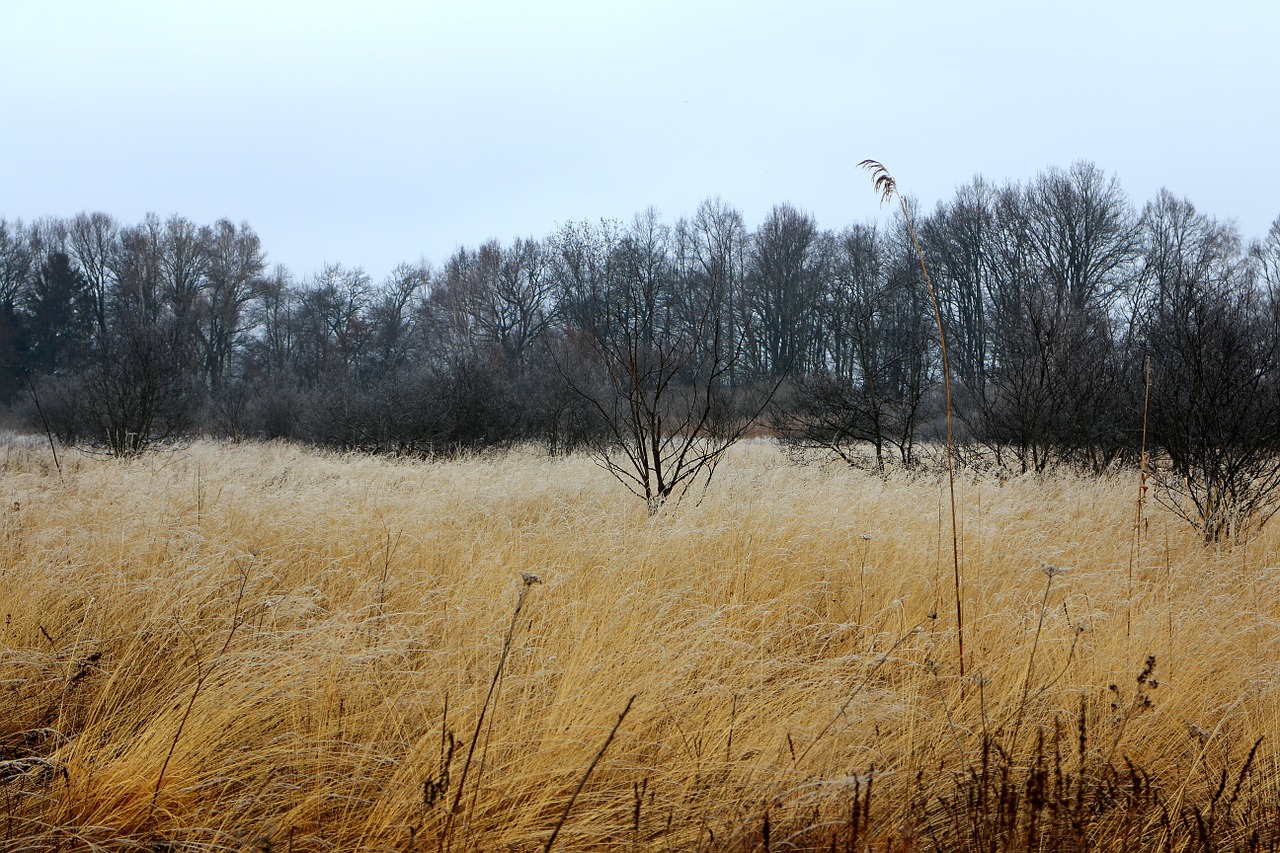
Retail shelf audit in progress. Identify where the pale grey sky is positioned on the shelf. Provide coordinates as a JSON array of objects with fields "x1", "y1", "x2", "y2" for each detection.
[{"x1": 3, "y1": 0, "x2": 1277, "y2": 282}]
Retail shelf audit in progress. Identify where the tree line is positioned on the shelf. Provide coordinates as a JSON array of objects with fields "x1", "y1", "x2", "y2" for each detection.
[{"x1": 2, "y1": 161, "x2": 1279, "y2": 536}]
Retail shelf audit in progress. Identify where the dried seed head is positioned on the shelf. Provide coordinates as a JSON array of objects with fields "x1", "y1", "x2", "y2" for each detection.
[
  {"x1": 859, "y1": 160, "x2": 898, "y2": 204},
  {"x1": 1040, "y1": 561, "x2": 1066, "y2": 578}
]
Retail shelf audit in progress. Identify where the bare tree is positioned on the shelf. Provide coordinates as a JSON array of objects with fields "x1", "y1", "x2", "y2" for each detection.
[
  {"x1": 68, "y1": 211, "x2": 119, "y2": 344},
  {"x1": 1027, "y1": 162, "x2": 1140, "y2": 313},
  {"x1": 940, "y1": 165, "x2": 1139, "y2": 472},
  {"x1": 245, "y1": 265, "x2": 300, "y2": 381},
  {"x1": 159, "y1": 214, "x2": 210, "y2": 376},
  {"x1": 368, "y1": 261, "x2": 430, "y2": 374},
  {"x1": 921, "y1": 177, "x2": 997, "y2": 393},
  {"x1": 673, "y1": 198, "x2": 751, "y2": 385},
  {"x1": 553, "y1": 212, "x2": 772, "y2": 514},
  {"x1": 744, "y1": 204, "x2": 827, "y2": 379},
  {"x1": 201, "y1": 219, "x2": 266, "y2": 391},
  {"x1": 548, "y1": 218, "x2": 625, "y2": 340},
  {"x1": 491, "y1": 238, "x2": 556, "y2": 363},
  {"x1": 1139, "y1": 193, "x2": 1280, "y2": 542},
  {"x1": 0, "y1": 219, "x2": 35, "y2": 310},
  {"x1": 777, "y1": 222, "x2": 932, "y2": 470},
  {"x1": 1251, "y1": 215, "x2": 1280, "y2": 293},
  {"x1": 113, "y1": 214, "x2": 166, "y2": 323},
  {"x1": 296, "y1": 263, "x2": 373, "y2": 380},
  {"x1": 433, "y1": 238, "x2": 555, "y2": 365},
  {"x1": 0, "y1": 219, "x2": 35, "y2": 399}
]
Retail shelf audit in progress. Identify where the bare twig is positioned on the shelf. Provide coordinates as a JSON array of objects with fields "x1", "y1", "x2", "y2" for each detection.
[
  {"x1": 150, "y1": 558, "x2": 253, "y2": 815},
  {"x1": 1008, "y1": 563, "x2": 1062, "y2": 750},
  {"x1": 543, "y1": 693, "x2": 637, "y2": 853},
  {"x1": 22, "y1": 371, "x2": 61, "y2": 475}
]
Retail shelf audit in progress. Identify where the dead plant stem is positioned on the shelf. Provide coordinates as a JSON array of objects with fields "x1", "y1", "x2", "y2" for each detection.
[
  {"x1": 543, "y1": 693, "x2": 637, "y2": 853},
  {"x1": 444, "y1": 573, "x2": 540, "y2": 853},
  {"x1": 150, "y1": 560, "x2": 252, "y2": 815},
  {"x1": 1127, "y1": 356, "x2": 1151, "y2": 638}
]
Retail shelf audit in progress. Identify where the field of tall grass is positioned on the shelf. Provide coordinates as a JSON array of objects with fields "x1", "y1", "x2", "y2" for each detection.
[{"x1": 2, "y1": 438, "x2": 1279, "y2": 851}]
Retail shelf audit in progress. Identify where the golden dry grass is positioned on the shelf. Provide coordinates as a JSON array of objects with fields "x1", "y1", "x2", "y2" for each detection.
[{"x1": 1, "y1": 438, "x2": 1279, "y2": 850}]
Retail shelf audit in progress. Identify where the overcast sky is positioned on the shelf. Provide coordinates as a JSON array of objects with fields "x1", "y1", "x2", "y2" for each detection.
[{"x1": 3, "y1": 0, "x2": 1277, "y2": 283}]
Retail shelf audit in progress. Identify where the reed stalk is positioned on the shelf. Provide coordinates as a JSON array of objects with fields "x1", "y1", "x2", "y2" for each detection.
[{"x1": 860, "y1": 160, "x2": 965, "y2": 675}]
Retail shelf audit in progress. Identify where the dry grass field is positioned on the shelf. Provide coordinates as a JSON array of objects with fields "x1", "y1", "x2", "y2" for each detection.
[{"x1": 2, "y1": 438, "x2": 1279, "y2": 851}]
